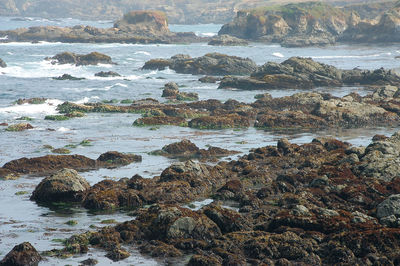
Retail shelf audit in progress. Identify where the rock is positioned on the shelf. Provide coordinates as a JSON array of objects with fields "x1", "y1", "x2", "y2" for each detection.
[
  {"x1": 339, "y1": 5, "x2": 400, "y2": 44},
  {"x1": 97, "y1": 151, "x2": 142, "y2": 166},
  {"x1": 0, "y1": 242, "x2": 41, "y2": 266},
  {"x1": 161, "y1": 82, "x2": 199, "y2": 101},
  {"x1": 114, "y1": 10, "x2": 169, "y2": 36},
  {"x1": 143, "y1": 53, "x2": 258, "y2": 76},
  {"x1": 189, "y1": 114, "x2": 250, "y2": 129},
  {"x1": 5, "y1": 123, "x2": 33, "y2": 131},
  {"x1": 30, "y1": 168, "x2": 90, "y2": 203},
  {"x1": 0, "y1": 58, "x2": 6, "y2": 68},
  {"x1": 94, "y1": 71, "x2": 121, "y2": 77},
  {"x1": 133, "y1": 116, "x2": 187, "y2": 127},
  {"x1": 79, "y1": 258, "x2": 98, "y2": 265},
  {"x1": 219, "y1": 2, "x2": 349, "y2": 47},
  {"x1": 188, "y1": 254, "x2": 222, "y2": 266},
  {"x1": 0, "y1": 11, "x2": 203, "y2": 44},
  {"x1": 202, "y1": 203, "x2": 250, "y2": 233},
  {"x1": 377, "y1": 194, "x2": 400, "y2": 219},
  {"x1": 16, "y1": 98, "x2": 46, "y2": 105},
  {"x1": 219, "y1": 57, "x2": 400, "y2": 90},
  {"x1": 48, "y1": 52, "x2": 114, "y2": 66},
  {"x1": 0, "y1": 151, "x2": 140, "y2": 178},
  {"x1": 106, "y1": 247, "x2": 130, "y2": 262},
  {"x1": 199, "y1": 76, "x2": 220, "y2": 83},
  {"x1": 208, "y1": 34, "x2": 248, "y2": 46},
  {"x1": 53, "y1": 74, "x2": 85, "y2": 80}
]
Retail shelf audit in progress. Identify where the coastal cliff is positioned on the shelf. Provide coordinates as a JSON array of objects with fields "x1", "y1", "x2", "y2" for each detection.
[{"x1": 0, "y1": 10, "x2": 202, "y2": 43}]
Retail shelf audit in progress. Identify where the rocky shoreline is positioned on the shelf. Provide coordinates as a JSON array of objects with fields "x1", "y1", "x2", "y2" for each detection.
[{"x1": 4, "y1": 131, "x2": 400, "y2": 264}]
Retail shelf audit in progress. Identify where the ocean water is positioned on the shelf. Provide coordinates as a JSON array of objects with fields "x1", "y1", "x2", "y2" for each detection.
[{"x1": 1, "y1": 16, "x2": 400, "y2": 264}]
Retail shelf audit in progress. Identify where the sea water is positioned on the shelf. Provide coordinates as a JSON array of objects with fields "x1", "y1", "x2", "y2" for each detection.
[{"x1": 0, "y1": 16, "x2": 400, "y2": 264}]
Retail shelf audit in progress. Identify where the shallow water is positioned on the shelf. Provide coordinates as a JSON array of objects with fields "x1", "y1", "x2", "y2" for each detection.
[{"x1": 0, "y1": 16, "x2": 400, "y2": 264}]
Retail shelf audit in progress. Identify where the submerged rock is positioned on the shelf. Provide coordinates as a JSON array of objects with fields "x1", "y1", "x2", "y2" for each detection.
[
  {"x1": 94, "y1": 71, "x2": 121, "y2": 77},
  {"x1": 0, "y1": 58, "x2": 6, "y2": 68},
  {"x1": 0, "y1": 242, "x2": 41, "y2": 266},
  {"x1": 30, "y1": 168, "x2": 90, "y2": 203},
  {"x1": 5, "y1": 123, "x2": 33, "y2": 132},
  {"x1": 53, "y1": 74, "x2": 85, "y2": 80},
  {"x1": 143, "y1": 53, "x2": 257, "y2": 75},
  {"x1": 199, "y1": 76, "x2": 221, "y2": 83},
  {"x1": 48, "y1": 52, "x2": 114, "y2": 66}
]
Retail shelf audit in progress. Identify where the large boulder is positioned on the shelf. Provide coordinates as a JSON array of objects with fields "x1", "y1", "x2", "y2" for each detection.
[
  {"x1": 30, "y1": 168, "x2": 90, "y2": 203},
  {"x1": 143, "y1": 53, "x2": 258, "y2": 76},
  {"x1": 114, "y1": 10, "x2": 169, "y2": 36},
  {"x1": 47, "y1": 52, "x2": 114, "y2": 66},
  {"x1": 0, "y1": 242, "x2": 41, "y2": 266}
]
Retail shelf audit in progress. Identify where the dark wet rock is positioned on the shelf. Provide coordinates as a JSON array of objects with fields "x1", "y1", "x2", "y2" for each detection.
[
  {"x1": 255, "y1": 111, "x2": 328, "y2": 129},
  {"x1": 139, "y1": 240, "x2": 182, "y2": 257},
  {"x1": 153, "y1": 139, "x2": 238, "y2": 160},
  {"x1": 161, "y1": 82, "x2": 199, "y2": 101},
  {"x1": 219, "y1": 2, "x2": 348, "y2": 47},
  {"x1": 79, "y1": 258, "x2": 98, "y2": 265},
  {"x1": 219, "y1": 57, "x2": 400, "y2": 90},
  {"x1": 189, "y1": 114, "x2": 250, "y2": 129},
  {"x1": 133, "y1": 116, "x2": 187, "y2": 127},
  {"x1": 202, "y1": 203, "x2": 251, "y2": 233},
  {"x1": 48, "y1": 52, "x2": 114, "y2": 66},
  {"x1": 0, "y1": 58, "x2": 6, "y2": 68},
  {"x1": 199, "y1": 76, "x2": 220, "y2": 83},
  {"x1": 97, "y1": 151, "x2": 142, "y2": 167},
  {"x1": 53, "y1": 74, "x2": 85, "y2": 80},
  {"x1": 0, "y1": 151, "x2": 141, "y2": 178},
  {"x1": 106, "y1": 246, "x2": 130, "y2": 262},
  {"x1": 30, "y1": 168, "x2": 90, "y2": 203},
  {"x1": 94, "y1": 71, "x2": 121, "y2": 77},
  {"x1": 188, "y1": 254, "x2": 223, "y2": 266},
  {"x1": 5, "y1": 122, "x2": 33, "y2": 131},
  {"x1": 0, "y1": 242, "x2": 41, "y2": 266},
  {"x1": 143, "y1": 53, "x2": 257, "y2": 76},
  {"x1": 208, "y1": 34, "x2": 248, "y2": 46}
]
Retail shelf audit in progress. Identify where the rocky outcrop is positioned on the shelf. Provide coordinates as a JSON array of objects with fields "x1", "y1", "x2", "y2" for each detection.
[
  {"x1": 219, "y1": 2, "x2": 349, "y2": 47},
  {"x1": 114, "y1": 11, "x2": 169, "y2": 36},
  {"x1": 30, "y1": 168, "x2": 90, "y2": 203},
  {"x1": 0, "y1": 58, "x2": 6, "y2": 68},
  {"x1": 143, "y1": 53, "x2": 258, "y2": 75},
  {"x1": 47, "y1": 52, "x2": 114, "y2": 66},
  {"x1": 0, "y1": 242, "x2": 41, "y2": 266},
  {"x1": 0, "y1": 10, "x2": 203, "y2": 44},
  {"x1": 50, "y1": 132, "x2": 400, "y2": 264},
  {"x1": 0, "y1": 151, "x2": 141, "y2": 178},
  {"x1": 161, "y1": 82, "x2": 199, "y2": 101},
  {"x1": 152, "y1": 139, "x2": 238, "y2": 160},
  {"x1": 339, "y1": 5, "x2": 400, "y2": 44},
  {"x1": 208, "y1": 34, "x2": 248, "y2": 46},
  {"x1": 219, "y1": 57, "x2": 400, "y2": 90}
]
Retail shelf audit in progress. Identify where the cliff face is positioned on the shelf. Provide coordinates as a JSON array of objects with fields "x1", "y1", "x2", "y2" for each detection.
[
  {"x1": 339, "y1": 4, "x2": 400, "y2": 43},
  {"x1": 219, "y1": 2, "x2": 350, "y2": 47}
]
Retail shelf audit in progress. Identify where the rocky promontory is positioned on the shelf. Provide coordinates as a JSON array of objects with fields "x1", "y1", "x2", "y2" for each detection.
[
  {"x1": 143, "y1": 53, "x2": 257, "y2": 75},
  {"x1": 219, "y1": 57, "x2": 400, "y2": 90},
  {"x1": 0, "y1": 10, "x2": 203, "y2": 44},
  {"x1": 218, "y1": 1, "x2": 400, "y2": 47}
]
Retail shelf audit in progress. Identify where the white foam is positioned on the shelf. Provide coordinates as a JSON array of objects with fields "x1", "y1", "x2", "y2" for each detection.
[
  {"x1": 0, "y1": 99, "x2": 63, "y2": 116},
  {"x1": 272, "y1": 52, "x2": 284, "y2": 58},
  {"x1": 134, "y1": 51, "x2": 151, "y2": 56},
  {"x1": 7, "y1": 52, "x2": 13, "y2": 55},
  {"x1": 197, "y1": 32, "x2": 217, "y2": 37},
  {"x1": 312, "y1": 54, "x2": 383, "y2": 59},
  {"x1": 57, "y1": 127, "x2": 70, "y2": 132}
]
